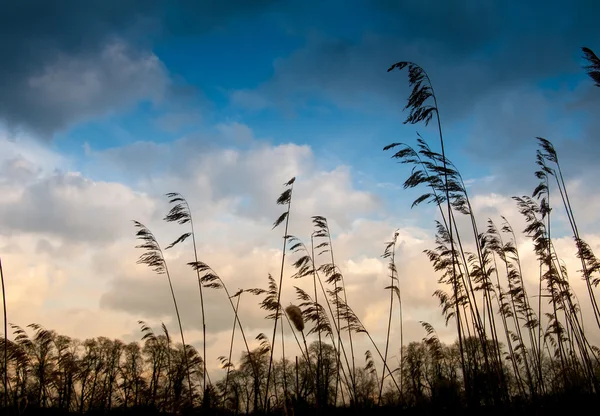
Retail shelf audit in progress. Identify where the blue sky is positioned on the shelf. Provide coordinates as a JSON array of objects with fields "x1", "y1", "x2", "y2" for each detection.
[{"x1": 1, "y1": 0, "x2": 600, "y2": 371}]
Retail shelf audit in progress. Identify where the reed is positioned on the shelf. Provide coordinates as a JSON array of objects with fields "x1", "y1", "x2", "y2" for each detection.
[
  {"x1": 132, "y1": 221, "x2": 193, "y2": 405},
  {"x1": 0, "y1": 257, "x2": 7, "y2": 409},
  {"x1": 387, "y1": 61, "x2": 469, "y2": 398},
  {"x1": 378, "y1": 230, "x2": 401, "y2": 404},
  {"x1": 264, "y1": 177, "x2": 296, "y2": 410},
  {"x1": 163, "y1": 193, "x2": 209, "y2": 400},
  {"x1": 3, "y1": 43, "x2": 600, "y2": 416}
]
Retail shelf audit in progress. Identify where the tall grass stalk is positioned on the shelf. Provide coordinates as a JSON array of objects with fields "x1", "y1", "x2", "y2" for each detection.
[
  {"x1": 280, "y1": 302, "x2": 289, "y2": 404},
  {"x1": 288, "y1": 234, "x2": 353, "y2": 404},
  {"x1": 383, "y1": 141, "x2": 482, "y2": 371},
  {"x1": 0, "y1": 257, "x2": 7, "y2": 409},
  {"x1": 187, "y1": 261, "x2": 263, "y2": 409},
  {"x1": 385, "y1": 140, "x2": 495, "y2": 400},
  {"x1": 132, "y1": 221, "x2": 193, "y2": 404},
  {"x1": 285, "y1": 304, "x2": 316, "y2": 403},
  {"x1": 247, "y1": 276, "x2": 302, "y2": 360},
  {"x1": 378, "y1": 230, "x2": 399, "y2": 404},
  {"x1": 248, "y1": 273, "x2": 315, "y2": 409},
  {"x1": 313, "y1": 271, "x2": 354, "y2": 403},
  {"x1": 312, "y1": 216, "x2": 358, "y2": 401},
  {"x1": 487, "y1": 220, "x2": 536, "y2": 396},
  {"x1": 265, "y1": 177, "x2": 295, "y2": 410},
  {"x1": 582, "y1": 47, "x2": 600, "y2": 87},
  {"x1": 485, "y1": 225, "x2": 527, "y2": 396},
  {"x1": 310, "y1": 232, "x2": 324, "y2": 406},
  {"x1": 501, "y1": 217, "x2": 545, "y2": 394},
  {"x1": 385, "y1": 60, "x2": 529, "y2": 402},
  {"x1": 223, "y1": 290, "x2": 242, "y2": 407},
  {"x1": 533, "y1": 145, "x2": 598, "y2": 389},
  {"x1": 292, "y1": 285, "x2": 351, "y2": 406},
  {"x1": 536, "y1": 138, "x2": 600, "y2": 329},
  {"x1": 163, "y1": 193, "x2": 209, "y2": 398},
  {"x1": 162, "y1": 322, "x2": 174, "y2": 411},
  {"x1": 387, "y1": 61, "x2": 468, "y2": 397},
  {"x1": 336, "y1": 297, "x2": 402, "y2": 395}
]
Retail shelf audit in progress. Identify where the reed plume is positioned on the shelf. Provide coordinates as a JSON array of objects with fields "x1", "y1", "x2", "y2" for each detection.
[
  {"x1": 187, "y1": 260, "x2": 262, "y2": 408},
  {"x1": 378, "y1": 230, "x2": 401, "y2": 405},
  {"x1": 387, "y1": 61, "x2": 468, "y2": 397},
  {"x1": 132, "y1": 220, "x2": 193, "y2": 404},
  {"x1": 222, "y1": 289, "x2": 242, "y2": 406},
  {"x1": 264, "y1": 177, "x2": 295, "y2": 410},
  {"x1": 582, "y1": 47, "x2": 600, "y2": 87},
  {"x1": 285, "y1": 303, "x2": 315, "y2": 405},
  {"x1": 0, "y1": 257, "x2": 7, "y2": 409},
  {"x1": 286, "y1": 305, "x2": 304, "y2": 332},
  {"x1": 163, "y1": 193, "x2": 209, "y2": 398}
]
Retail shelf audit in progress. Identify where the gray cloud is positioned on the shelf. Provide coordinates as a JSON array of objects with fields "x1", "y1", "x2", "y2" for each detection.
[
  {"x1": 229, "y1": 0, "x2": 600, "y2": 164},
  {"x1": 232, "y1": 27, "x2": 599, "y2": 122},
  {"x1": 372, "y1": 0, "x2": 598, "y2": 59},
  {"x1": 12, "y1": 42, "x2": 169, "y2": 136},
  {"x1": 0, "y1": 0, "x2": 277, "y2": 138},
  {"x1": 219, "y1": 1, "x2": 600, "y2": 212},
  {"x1": 373, "y1": 0, "x2": 507, "y2": 54},
  {"x1": 0, "y1": 165, "x2": 156, "y2": 244},
  {"x1": 5, "y1": 0, "x2": 597, "y2": 144}
]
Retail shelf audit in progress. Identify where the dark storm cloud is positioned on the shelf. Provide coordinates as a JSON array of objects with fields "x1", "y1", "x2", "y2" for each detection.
[
  {"x1": 373, "y1": 0, "x2": 597, "y2": 56},
  {"x1": 373, "y1": 0, "x2": 507, "y2": 54},
  {"x1": 0, "y1": 0, "x2": 277, "y2": 138},
  {"x1": 3, "y1": 0, "x2": 598, "y2": 146},
  {"x1": 239, "y1": 0, "x2": 599, "y2": 118},
  {"x1": 230, "y1": 0, "x2": 599, "y2": 171}
]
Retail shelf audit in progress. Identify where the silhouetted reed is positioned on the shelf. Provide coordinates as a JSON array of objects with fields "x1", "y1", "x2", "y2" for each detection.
[{"x1": 2, "y1": 45, "x2": 600, "y2": 416}]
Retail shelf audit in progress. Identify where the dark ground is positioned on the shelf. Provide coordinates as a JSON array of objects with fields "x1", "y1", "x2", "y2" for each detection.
[{"x1": 2, "y1": 392, "x2": 599, "y2": 416}]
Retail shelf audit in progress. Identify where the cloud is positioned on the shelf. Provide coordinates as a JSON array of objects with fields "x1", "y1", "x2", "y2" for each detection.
[
  {"x1": 0, "y1": 124, "x2": 450, "y2": 371},
  {"x1": 230, "y1": 23, "x2": 598, "y2": 119},
  {"x1": 85, "y1": 125, "x2": 381, "y2": 232},
  {"x1": 0, "y1": 0, "x2": 278, "y2": 138},
  {"x1": 17, "y1": 41, "x2": 169, "y2": 137},
  {"x1": 0, "y1": 133, "x2": 66, "y2": 173},
  {"x1": 156, "y1": 111, "x2": 202, "y2": 133},
  {"x1": 3, "y1": 128, "x2": 600, "y2": 375},
  {"x1": 81, "y1": 135, "x2": 600, "y2": 353},
  {"x1": 227, "y1": 0, "x2": 599, "y2": 179},
  {"x1": 1, "y1": 1, "x2": 155, "y2": 137},
  {"x1": 216, "y1": 121, "x2": 255, "y2": 143},
  {"x1": 230, "y1": 90, "x2": 272, "y2": 111},
  {"x1": 374, "y1": 0, "x2": 504, "y2": 47},
  {"x1": 0, "y1": 136, "x2": 156, "y2": 244},
  {"x1": 2, "y1": 0, "x2": 600, "y2": 375}
]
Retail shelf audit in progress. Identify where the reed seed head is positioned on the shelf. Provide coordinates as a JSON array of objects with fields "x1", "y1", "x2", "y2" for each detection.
[{"x1": 285, "y1": 304, "x2": 304, "y2": 332}]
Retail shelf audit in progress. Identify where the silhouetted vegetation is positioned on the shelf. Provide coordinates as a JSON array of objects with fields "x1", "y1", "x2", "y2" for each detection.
[{"x1": 1, "y1": 47, "x2": 599, "y2": 415}]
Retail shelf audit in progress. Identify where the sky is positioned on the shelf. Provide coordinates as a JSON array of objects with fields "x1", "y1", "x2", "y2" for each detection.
[{"x1": 1, "y1": 0, "x2": 600, "y2": 377}]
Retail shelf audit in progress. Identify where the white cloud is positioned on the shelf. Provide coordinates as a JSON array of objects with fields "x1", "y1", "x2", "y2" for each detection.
[
  {"x1": 216, "y1": 121, "x2": 255, "y2": 143},
  {"x1": 0, "y1": 169, "x2": 157, "y2": 244},
  {"x1": 2, "y1": 125, "x2": 600, "y2": 378},
  {"x1": 0, "y1": 132, "x2": 67, "y2": 173}
]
